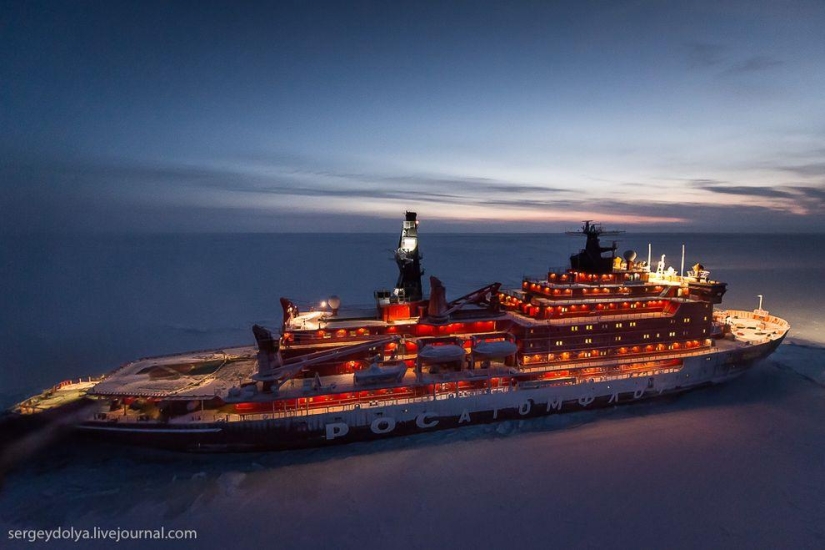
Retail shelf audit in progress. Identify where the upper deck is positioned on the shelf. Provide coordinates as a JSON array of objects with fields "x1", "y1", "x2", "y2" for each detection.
[{"x1": 18, "y1": 307, "x2": 785, "y2": 427}]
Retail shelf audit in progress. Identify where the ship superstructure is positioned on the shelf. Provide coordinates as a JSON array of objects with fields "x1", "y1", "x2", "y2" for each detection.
[{"x1": 11, "y1": 215, "x2": 789, "y2": 452}]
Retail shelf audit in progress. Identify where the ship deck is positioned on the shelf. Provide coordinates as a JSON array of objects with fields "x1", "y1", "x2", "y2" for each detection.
[
  {"x1": 717, "y1": 309, "x2": 789, "y2": 345},
  {"x1": 84, "y1": 310, "x2": 786, "y2": 401},
  {"x1": 14, "y1": 378, "x2": 101, "y2": 414},
  {"x1": 88, "y1": 346, "x2": 258, "y2": 400},
  {"x1": 18, "y1": 309, "x2": 789, "y2": 422},
  {"x1": 285, "y1": 307, "x2": 420, "y2": 331}
]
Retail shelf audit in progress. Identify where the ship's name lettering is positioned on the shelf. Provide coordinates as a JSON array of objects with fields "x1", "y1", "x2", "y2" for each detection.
[
  {"x1": 325, "y1": 412, "x2": 441, "y2": 440},
  {"x1": 416, "y1": 412, "x2": 439, "y2": 428},
  {"x1": 371, "y1": 417, "x2": 395, "y2": 434},
  {"x1": 325, "y1": 422, "x2": 349, "y2": 440},
  {"x1": 324, "y1": 399, "x2": 550, "y2": 440}
]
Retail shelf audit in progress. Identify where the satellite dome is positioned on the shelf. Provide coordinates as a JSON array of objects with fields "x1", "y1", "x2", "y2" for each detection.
[
  {"x1": 328, "y1": 295, "x2": 341, "y2": 315},
  {"x1": 623, "y1": 250, "x2": 637, "y2": 262}
]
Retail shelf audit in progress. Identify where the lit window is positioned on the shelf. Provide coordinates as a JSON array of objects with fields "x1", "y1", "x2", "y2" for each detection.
[
  {"x1": 615, "y1": 322, "x2": 623, "y2": 328},
  {"x1": 585, "y1": 338, "x2": 592, "y2": 344},
  {"x1": 629, "y1": 322, "x2": 636, "y2": 327},
  {"x1": 571, "y1": 326, "x2": 579, "y2": 332}
]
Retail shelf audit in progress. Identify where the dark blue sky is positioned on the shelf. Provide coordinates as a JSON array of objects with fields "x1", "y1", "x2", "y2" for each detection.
[{"x1": 2, "y1": 0, "x2": 824, "y2": 233}]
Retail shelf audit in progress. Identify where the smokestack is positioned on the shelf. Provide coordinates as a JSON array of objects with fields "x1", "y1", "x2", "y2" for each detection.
[
  {"x1": 252, "y1": 325, "x2": 282, "y2": 391},
  {"x1": 427, "y1": 276, "x2": 449, "y2": 323}
]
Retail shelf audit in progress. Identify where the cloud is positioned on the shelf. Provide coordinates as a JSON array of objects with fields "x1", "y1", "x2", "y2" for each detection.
[
  {"x1": 217, "y1": 154, "x2": 569, "y2": 198},
  {"x1": 699, "y1": 185, "x2": 798, "y2": 200},
  {"x1": 3, "y1": 154, "x2": 824, "y2": 234},
  {"x1": 778, "y1": 162, "x2": 825, "y2": 177},
  {"x1": 574, "y1": 198, "x2": 821, "y2": 231},
  {"x1": 0, "y1": 156, "x2": 577, "y2": 232},
  {"x1": 381, "y1": 176, "x2": 566, "y2": 195},
  {"x1": 686, "y1": 178, "x2": 728, "y2": 187},
  {"x1": 685, "y1": 43, "x2": 783, "y2": 77},
  {"x1": 789, "y1": 186, "x2": 825, "y2": 211},
  {"x1": 688, "y1": 179, "x2": 825, "y2": 215},
  {"x1": 721, "y1": 55, "x2": 784, "y2": 75}
]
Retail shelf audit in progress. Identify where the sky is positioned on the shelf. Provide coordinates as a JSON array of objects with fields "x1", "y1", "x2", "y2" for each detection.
[{"x1": 2, "y1": 0, "x2": 825, "y2": 233}]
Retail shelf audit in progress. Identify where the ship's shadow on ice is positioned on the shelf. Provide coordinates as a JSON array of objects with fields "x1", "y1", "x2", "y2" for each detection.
[{"x1": 2, "y1": 344, "x2": 822, "y2": 527}]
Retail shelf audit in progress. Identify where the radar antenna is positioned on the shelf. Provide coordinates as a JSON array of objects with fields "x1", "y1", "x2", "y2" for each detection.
[{"x1": 566, "y1": 221, "x2": 624, "y2": 274}]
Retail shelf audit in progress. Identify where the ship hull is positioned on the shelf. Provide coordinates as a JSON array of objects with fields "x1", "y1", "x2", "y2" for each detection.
[{"x1": 73, "y1": 336, "x2": 784, "y2": 452}]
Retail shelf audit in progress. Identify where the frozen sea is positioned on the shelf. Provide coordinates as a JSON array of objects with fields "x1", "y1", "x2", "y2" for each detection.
[{"x1": 1, "y1": 232, "x2": 824, "y2": 549}]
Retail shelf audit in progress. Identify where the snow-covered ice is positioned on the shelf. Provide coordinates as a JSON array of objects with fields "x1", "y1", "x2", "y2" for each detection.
[
  {"x1": 1, "y1": 232, "x2": 823, "y2": 549},
  {"x1": 2, "y1": 345, "x2": 823, "y2": 549}
]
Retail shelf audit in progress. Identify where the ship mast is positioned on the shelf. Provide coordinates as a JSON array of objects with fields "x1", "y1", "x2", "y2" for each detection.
[
  {"x1": 566, "y1": 220, "x2": 623, "y2": 274},
  {"x1": 394, "y1": 211, "x2": 423, "y2": 302}
]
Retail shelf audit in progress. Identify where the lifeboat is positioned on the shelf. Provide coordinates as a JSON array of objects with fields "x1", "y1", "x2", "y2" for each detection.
[
  {"x1": 418, "y1": 344, "x2": 466, "y2": 363},
  {"x1": 472, "y1": 341, "x2": 518, "y2": 358},
  {"x1": 354, "y1": 362, "x2": 408, "y2": 385}
]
